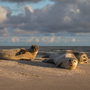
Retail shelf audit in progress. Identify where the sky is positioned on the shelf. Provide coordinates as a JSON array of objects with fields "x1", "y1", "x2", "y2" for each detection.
[{"x1": 0, "y1": 0, "x2": 90, "y2": 46}]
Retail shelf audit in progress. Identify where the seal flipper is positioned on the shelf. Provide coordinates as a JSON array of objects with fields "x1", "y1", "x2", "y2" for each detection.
[
  {"x1": 42, "y1": 59, "x2": 54, "y2": 63},
  {"x1": 53, "y1": 54, "x2": 66, "y2": 67},
  {"x1": 16, "y1": 48, "x2": 27, "y2": 56},
  {"x1": 42, "y1": 53, "x2": 52, "y2": 58},
  {"x1": 20, "y1": 48, "x2": 27, "y2": 54}
]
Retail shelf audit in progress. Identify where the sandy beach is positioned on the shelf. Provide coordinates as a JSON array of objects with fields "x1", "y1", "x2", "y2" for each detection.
[{"x1": 0, "y1": 55, "x2": 90, "y2": 90}]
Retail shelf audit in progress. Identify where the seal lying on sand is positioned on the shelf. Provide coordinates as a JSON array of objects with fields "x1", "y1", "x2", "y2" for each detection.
[
  {"x1": 42, "y1": 50, "x2": 89, "y2": 64},
  {"x1": 0, "y1": 45, "x2": 39, "y2": 61},
  {"x1": 43, "y1": 53, "x2": 78, "y2": 70}
]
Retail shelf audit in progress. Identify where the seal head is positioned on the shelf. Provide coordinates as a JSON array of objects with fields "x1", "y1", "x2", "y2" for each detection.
[
  {"x1": 29, "y1": 45, "x2": 39, "y2": 53},
  {"x1": 78, "y1": 52, "x2": 88, "y2": 64},
  {"x1": 67, "y1": 58, "x2": 78, "y2": 70}
]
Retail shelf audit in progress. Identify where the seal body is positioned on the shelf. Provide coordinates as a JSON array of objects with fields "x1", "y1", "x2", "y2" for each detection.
[
  {"x1": 0, "y1": 45, "x2": 39, "y2": 61},
  {"x1": 43, "y1": 53, "x2": 78, "y2": 70},
  {"x1": 42, "y1": 50, "x2": 89, "y2": 64}
]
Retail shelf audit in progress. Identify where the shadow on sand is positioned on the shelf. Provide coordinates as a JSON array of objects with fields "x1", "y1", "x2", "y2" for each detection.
[{"x1": 6, "y1": 58, "x2": 64, "y2": 69}]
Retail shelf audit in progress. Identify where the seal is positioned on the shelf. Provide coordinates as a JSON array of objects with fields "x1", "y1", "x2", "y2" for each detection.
[
  {"x1": 0, "y1": 45, "x2": 39, "y2": 61},
  {"x1": 42, "y1": 53, "x2": 78, "y2": 70},
  {"x1": 42, "y1": 50, "x2": 89, "y2": 64}
]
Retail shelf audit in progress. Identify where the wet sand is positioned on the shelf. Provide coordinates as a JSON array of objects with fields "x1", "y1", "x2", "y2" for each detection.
[{"x1": 0, "y1": 57, "x2": 90, "y2": 90}]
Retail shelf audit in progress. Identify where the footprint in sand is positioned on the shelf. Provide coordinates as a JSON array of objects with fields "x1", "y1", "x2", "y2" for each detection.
[
  {"x1": 16, "y1": 72, "x2": 42, "y2": 78},
  {"x1": 16, "y1": 72, "x2": 30, "y2": 76}
]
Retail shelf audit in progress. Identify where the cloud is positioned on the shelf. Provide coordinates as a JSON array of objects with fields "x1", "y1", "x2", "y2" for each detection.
[
  {"x1": 71, "y1": 38, "x2": 75, "y2": 42},
  {"x1": 50, "y1": 0, "x2": 77, "y2": 3},
  {"x1": 42, "y1": 36, "x2": 61, "y2": 43},
  {"x1": 0, "y1": 6, "x2": 9, "y2": 23},
  {"x1": 11, "y1": 28, "x2": 38, "y2": 36},
  {"x1": 42, "y1": 37, "x2": 49, "y2": 42},
  {"x1": 1, "y1": 0, "x2": 90, "y2": 37},
  {"x1": 11, "y1": 37, "x2": 19, "y2": 42},
  {"x1": 0, "y1": 28, "x2": 9, "y2": 36},
  {"x1": 27, "y1": 37, "x2": 34, "y2": 42},
  {"x1": 0, "y1": 0, "x2": 42, "y2": 3},
  {"x1": 75, "y1": 33, "x2": 90, "y2": 36},
  {"x1": 22, "y1": 5, "x2": 33, "y2": 13},
  {"x1": 36, "y1": 38, "x2": 39, "y2": 42},
  {"x1": 0, "y1": 36, "x2": 90, "y2": 46}
]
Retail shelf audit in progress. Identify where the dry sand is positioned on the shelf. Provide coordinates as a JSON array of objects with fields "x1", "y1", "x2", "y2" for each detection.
[{"x1": 0, "y1": 56, "x2": 90, "y2": 90}]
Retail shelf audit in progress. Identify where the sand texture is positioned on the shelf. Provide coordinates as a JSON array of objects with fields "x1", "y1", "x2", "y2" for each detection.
[{"x1": 0, "y1": 56, "x2": 90, "y2": 90}]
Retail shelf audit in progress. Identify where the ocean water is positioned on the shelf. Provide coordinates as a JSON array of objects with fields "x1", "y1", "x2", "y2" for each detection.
[{"x1": 0, "y1": 46, "x2": 90, "y2": 52}]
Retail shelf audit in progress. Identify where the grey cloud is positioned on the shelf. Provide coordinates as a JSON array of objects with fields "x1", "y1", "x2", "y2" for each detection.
[
  {"x1": 1, "y1": 0, "x2": 90, "y2": 36},
  {"x1": 50, "y1": 0, "x2": 77, "y2": 3},
  {"x1": 0, "y1": 0, "x2": 42, "y2": 3},
  {"x1": 0, "y1": 28, "x2": 9, "y2": 37}
]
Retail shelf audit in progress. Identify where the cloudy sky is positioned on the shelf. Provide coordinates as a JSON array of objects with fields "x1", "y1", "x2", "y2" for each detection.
[{"x1": 0, "y1": 0, "x2": 90, "y2": 46}]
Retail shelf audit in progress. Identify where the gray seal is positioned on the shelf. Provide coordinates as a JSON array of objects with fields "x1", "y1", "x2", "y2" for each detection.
[
  {"x1": 43, "y1": 53, "x2": 78, "y2": 70},
  {"x1": 42, "y1": 50, "x2": 89, "y2": 64}
]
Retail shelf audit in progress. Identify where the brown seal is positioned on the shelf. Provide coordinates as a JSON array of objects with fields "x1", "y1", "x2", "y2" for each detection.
[{"x1": 0, "y1": 45, "x2": 39, "y2": 61}]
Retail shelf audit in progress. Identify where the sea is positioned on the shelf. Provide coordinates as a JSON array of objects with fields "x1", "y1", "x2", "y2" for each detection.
[{"x1": 0, "y1": 46, "x2": 90, "y2": 57}]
